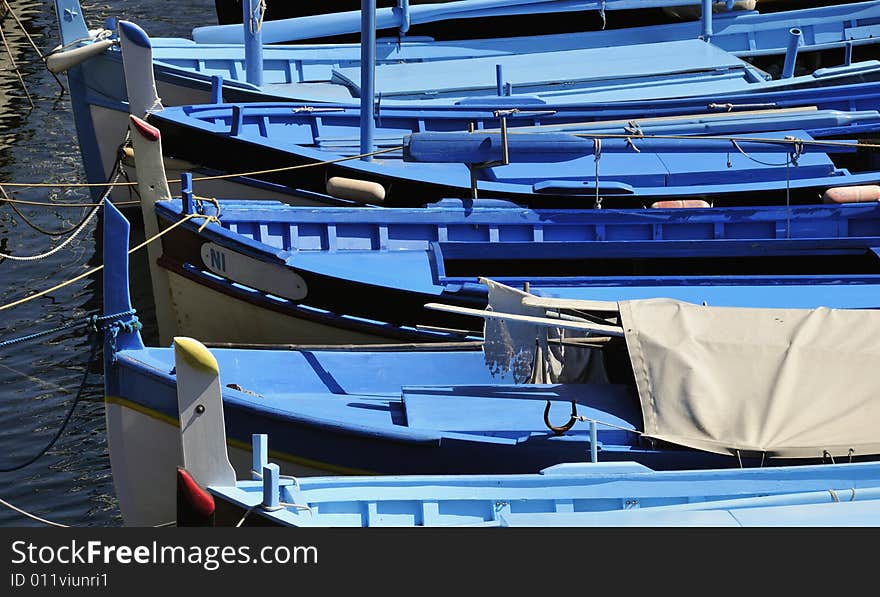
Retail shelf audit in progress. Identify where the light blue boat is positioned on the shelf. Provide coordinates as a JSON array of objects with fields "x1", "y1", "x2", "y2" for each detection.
[
  {"x1": 169, "y1": 336, "x2": 880, "y2": 527},
  {"x1": 52, "y1": 0, "x2": 880, "y2": 199}
]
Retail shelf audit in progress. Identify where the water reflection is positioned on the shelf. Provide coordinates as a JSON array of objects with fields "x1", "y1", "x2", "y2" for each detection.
[{"x1": 0, "y1": 0, "x2": 214, "y2": 526}]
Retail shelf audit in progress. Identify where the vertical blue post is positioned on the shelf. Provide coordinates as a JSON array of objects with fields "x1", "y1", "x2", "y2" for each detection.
[
  {"x1": 262, "y1": 463, "x2": 280, "y2": 509},
  {"x1": 360, "y1": 0, "x2": 376, "y2": 161},
  {"x1": 181, "y1": 172, "x2": 194, "y2": 215},
  {"x1": 590, "y1": 420, "x2": 598, "y2": 463},
  {"x1": 252, "y1": 434, "x2": 267, "y2": 481},
  {"x1": 231, "y1": 104, "x2": 244, "y2": 137},
  {"x1": 701, "y1": 0, "x2": 713, "y2": 42},
  {"x1": 495, "y1": 64, "x2": 503, "y2": 96},
  {"x1": 243, "y1": 0, "x2": 263, "y2": 87},
  {"x1": 845, "y1": 41, "x2": 853, "y2": 67},
  {"x1": 782, "y1": 28, "x2": 803, "y2": 79},
  {"x1": 210, "y1": 75, "x2": 224, "y2": 104}
]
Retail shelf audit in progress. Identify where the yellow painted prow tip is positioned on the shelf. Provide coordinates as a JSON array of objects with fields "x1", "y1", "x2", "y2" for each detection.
[{"x1": 173, "y1": 336, "x2": 219, "y2": 375}]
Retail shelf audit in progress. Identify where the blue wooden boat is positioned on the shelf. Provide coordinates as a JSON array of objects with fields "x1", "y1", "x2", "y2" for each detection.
[
  {"x1": 199, "y1": 460, "x2": 880, "y2": 526},
  {"x1": 170, "y1": 348, "x2": 880, "y2": 528},
  {"x1": 102, "y1": 200, "x2": 880, "y2": 526},
  {"x1": 127, "y1": 113, "x2": 880, "y2": 347},
  {"x1": 142, "y1": 99, "x2": 880, "y2": 208},
  {"x1": 211, "y1": 0, "x2": 731, "y2": 42},
  {"x1": 110, "y1": 19, "x2": 880, "y2": 208},
  {"x1": 52, "y1": 0, "x2": 880, "y2": 199}
]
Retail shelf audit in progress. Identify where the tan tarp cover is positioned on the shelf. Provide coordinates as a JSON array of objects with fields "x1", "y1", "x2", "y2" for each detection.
[
  {"x1": 483, "y1": 280, "x2": 880, "y2": 459},
  {"x1": 620, "y1": 299, "x2": 880, "y2": 458}
]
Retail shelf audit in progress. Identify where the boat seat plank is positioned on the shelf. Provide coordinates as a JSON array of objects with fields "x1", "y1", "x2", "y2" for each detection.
[
  {"x1": 401, "y1": 384, "x2": 638, "y2": 432},
  {"x1": 331, "y1": 40, "x2": 751, "y2": 97}
]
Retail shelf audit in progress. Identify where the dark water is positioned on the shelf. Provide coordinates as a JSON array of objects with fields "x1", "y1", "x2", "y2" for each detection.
[{"x1": 0, "y1": 0, "x2": 215, "y2": 527}]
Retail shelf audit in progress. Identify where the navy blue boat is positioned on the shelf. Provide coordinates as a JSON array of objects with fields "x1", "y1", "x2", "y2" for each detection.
[
  {"x1": 145, "y1": 101, "x2": 880, "y2": 208},
  {"x1": 124, "y1": 114, "x2": 880, "y2": 351}
]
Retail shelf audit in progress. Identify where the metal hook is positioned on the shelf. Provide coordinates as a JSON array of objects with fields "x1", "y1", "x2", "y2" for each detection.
[{"x1": 543, "y1": 400, "x2": 578, "y2": 436}]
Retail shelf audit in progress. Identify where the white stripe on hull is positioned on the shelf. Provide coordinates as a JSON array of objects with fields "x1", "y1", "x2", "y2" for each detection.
[
  {"x1": 165, "y1": 269, "x2": 404, "y2": 345},
  {"x1": 105, "y1": 400, "x2": 332, "y2": 526}
]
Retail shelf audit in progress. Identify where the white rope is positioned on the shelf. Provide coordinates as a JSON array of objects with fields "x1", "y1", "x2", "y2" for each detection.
[
  {"x1": 0, "y1": 135, "x2": 129, "y2": 261},
  {"x1": 249, "y1": 0, "x2": 267, "y2": 34},
  {"x1": 0, "y1": 175, "x2": 115, "y2": 262},
  {"x1": 235, "y1": 506, "x2": 254, "y2": 527},
  {"x1": 0, "y1": 496, "x2": 69, "y2": 527},
  {"x1": 0, "y1": 197, "x2": 104, "y2": 261}
]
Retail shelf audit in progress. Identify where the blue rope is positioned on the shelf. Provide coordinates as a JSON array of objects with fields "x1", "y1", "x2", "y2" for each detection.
[
  {"x1": 0, "y1": 309, "x2": 138, "y2": 349},
  {"x1": 0, "y1": 329, "x2": 99, "y2": 472},
  {"x1": 0, "y1": 310, "x2": 141, "y2": 473}
]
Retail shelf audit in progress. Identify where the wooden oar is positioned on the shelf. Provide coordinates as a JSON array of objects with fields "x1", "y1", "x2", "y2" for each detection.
[
  {"x1": 480, "y1": 106, "x2": 820, "y2": 135},
  {"x1": 424, "y1": 302, "x2": 625, "y2": 336}
]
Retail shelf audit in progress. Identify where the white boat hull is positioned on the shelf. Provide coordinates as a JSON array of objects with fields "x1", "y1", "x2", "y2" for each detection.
[
  {"x1": 164, "y1": 270, "x2": 404, "y2": 346},
  {"x1": 105, "y1": 398, "x2": 331, "y2": 526}
]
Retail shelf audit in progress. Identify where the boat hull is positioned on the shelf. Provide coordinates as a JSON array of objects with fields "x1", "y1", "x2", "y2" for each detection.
[
  {"x1": 163, "y1": 269, "x2": 426, "y2": 345},
  {"x1": 104, "y1": 396, "x2": 331, "y2": 526},
  {"x1": 147, "y1": 200, "x2": 880, "y2": 346},
  {"x1": 57, "y1": 0, "x2": 880, "y2": 201}
]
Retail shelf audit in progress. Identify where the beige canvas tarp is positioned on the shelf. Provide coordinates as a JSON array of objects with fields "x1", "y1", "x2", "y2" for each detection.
[
  {"x1": 620, "y1": 299, "x2": 880, "y2": 458},
  {"x1": 482, "y1": 279, "x2": 880, "y2": 459}
]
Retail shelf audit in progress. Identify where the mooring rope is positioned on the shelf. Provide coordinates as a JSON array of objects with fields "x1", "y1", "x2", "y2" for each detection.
[
  {"x1": 0, "y1": 209, "x2": 219, "y2": 313},
  {"x1": 0, "y1": 199, "x2": 102, "y2": 260},
  {"x1": 250, "y1": 0, "x2": 267, "y2": 34},
  {"x1": 0, "y1": 166, "x2": 121, "y2": 260},
  {"x1": 0, "y1": 16, "x2": 33, "y2": 108},
  {"x1": 0, "y1": 309, "x2": 136, "y2": 350},
  {"x1": 0, "y1": 310, "x2": 140, "y2": 528},
  {"x1": 1, "y1": 0, "x2": 66, "y2": 93},
  {"x1": 0, "y1": 330, "x2": 99, "y2": 474},
  {"x1": 0, "y1": 497, "x2": 69, "y2": 527},
  {"x1": 0, "y1": 145, "x2": 404, "y2": 189}
]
